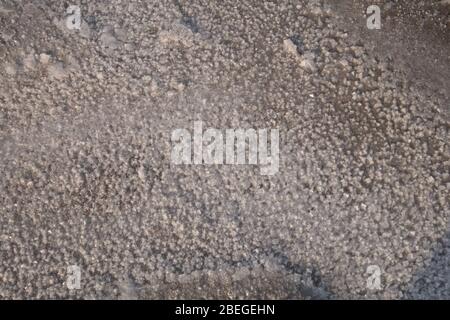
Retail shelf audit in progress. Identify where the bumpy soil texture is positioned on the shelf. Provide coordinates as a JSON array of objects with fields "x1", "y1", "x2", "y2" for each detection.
[{"x1": 0, "y1": 0, "x2": 448, "y2": 299}]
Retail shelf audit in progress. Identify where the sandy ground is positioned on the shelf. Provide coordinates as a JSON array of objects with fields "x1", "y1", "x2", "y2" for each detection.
[{"x1": 0, "y1": 0, "x2": 448, "y2": 299}]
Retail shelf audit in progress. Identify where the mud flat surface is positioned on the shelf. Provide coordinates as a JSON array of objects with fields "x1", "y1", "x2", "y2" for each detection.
[{"x1": 0, "y1": 0, "x2": 448, "y2": 299}]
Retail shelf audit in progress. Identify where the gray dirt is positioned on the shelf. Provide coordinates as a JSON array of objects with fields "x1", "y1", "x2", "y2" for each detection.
[{"x1": 0, "y1": 0, "x2": 448, "y2": 299}]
